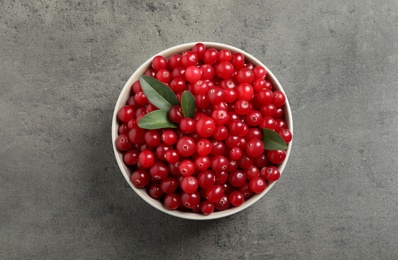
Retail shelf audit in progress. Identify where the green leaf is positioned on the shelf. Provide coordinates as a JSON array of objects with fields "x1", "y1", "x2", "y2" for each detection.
[
  {"x1": 181, "y1": 91, "x2": 196, "y2": 118},
  {"x1": 262, "y1": 128, "x2": 288, "y2": 150},
  {"x1": 139, "y1": 75, "x2": 179, "y2": 111},
  {"x1": 138, "y1": 110, "x2": 177, "y2": 129}
]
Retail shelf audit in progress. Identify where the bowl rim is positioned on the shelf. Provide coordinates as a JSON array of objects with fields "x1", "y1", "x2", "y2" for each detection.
[{"x1": 112, "y1": 42, "x2": 293, "y2": 220}]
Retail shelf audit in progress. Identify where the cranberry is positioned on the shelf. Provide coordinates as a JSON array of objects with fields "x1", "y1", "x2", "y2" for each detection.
[
  {"x1": 229, "y1": 170, "x2": 246, "y2": 187},
  {"x1": 116, "y1": 134, "x2": 134, "y2": 151},
  {"x1": 185, "y1": 66, "x2": 202, "y2": 83},
  {"x1": 160, "y1": 177, "x2": 178, "y2": 193},
  {"x1": 229, "y1": 191, "x2": 245, "y2": 207},
  {"x1": 176, "y1": 136, "x2": 196, "y2": 157},
  {"x1": 249, "y1": 176, "x2": 267, "y2": 193},
  {"x1": 267, "y1": 150, "x2": 286, "y2": 164},
  {"x1": 181, "y1": 191, "x2": 201, "y2": 209},
  {"x1": 261, "y1": 166, "x2": 281, "y2": 182},
  {"x1": 130, "y1": 169, "x2": 150, "y2": 188},
  {"x1": 178, "y1": 160, "x2": 195, "y2": 176},
  {"x1": 118, "y1": 105, "x2": 135, "y2": 123},
  {"x1": 149, "y1": 162, "x2": 169, "y2": 180},
  {"x1": 200, "y1": 200, "x2": 215, "y2": 215},
  {"x1": 152, "y1": 55, "x2": 168, "y2": 71},
  {"x1": 180, "y1": 176, "x2": 199, "y2": 193},
  {"x1": 164, "y1": 193, "x2": 181, "y2": 210},
  {"x1": 148, "y1": 183, "x2": 164, "y2": 199},
  {"x1": 138, "y1": 150, "x2": 155, "y2": 168},
  {"x1": 206, "y1": 185, "x2": 224, "y2": 203},
  {"x1": 197, "y1": 170, "x2": 215, "y2": 189},
  {"x1": 195, "y1": 116, "x2": 216, "y2": 137}
]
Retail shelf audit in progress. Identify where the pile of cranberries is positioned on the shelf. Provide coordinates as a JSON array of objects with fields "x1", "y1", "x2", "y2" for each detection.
[{"x1": 115, "y1": 43, "x2": 292, "y2": 216}]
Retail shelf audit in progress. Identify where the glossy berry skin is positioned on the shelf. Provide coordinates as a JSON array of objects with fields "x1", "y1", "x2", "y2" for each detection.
[
  {"x1": 176, "y1": 136, "x2": 196, "y2": 157},
  {"x1": 179, "y1": 118, "x2": 196, "y2": 133},
  {"x1": 116, "y1": 134, "x2": 134, "y2": 151},
  {"x1": 215, "y1": 195, "x2": 230, "y2": 211},
  {"x1": 181, "y1": 191, "x2": 201, "y2": 209},
  {"x1": 229, "y1": 170, "x2": 247, "y2": 187},
  {"x1": 128, "y1": 126, "x2": 146, "y2": 144},
  {"x1": 144, "y1": 130, "x2": 161, "y2": 147},
  {"x1": 200, "y1": 200, "x2": 215, "y2": 215},
  {"x1": 180, "y1": 176, "x2": 199, "y2": 193},
  {"x1": 249, "y1": 176, "x2": 267, "y2": 193},
  {"x1": 178, "y1": 160, "x2": 195, "y2": 176},
  {"x1": 118, "y1": 106, "x2": 135, "y2": 123},
  {"x1": 149, "y1": 162, "x2": 169, "y2": 180},
  {"x1": 261, "y1": 166, "x2": 281, "y2": 182},
  {"x1": 267, "y1": 150, "x2": 286, "y2": 164},
  {"x1": 160, "y1": 177, "x2": 178, "y2": 193},
  {"x1": 213, "y1": 126, "x2": 229, "y2": 141},
  {"x1": 162, "y1": 130, "x2": 178, "y2": 145},
  {"x1": 194, "y1": 156, "x2": 210, "y2": 171},
  {"x1": 272, "y1": 90, "x2": 286, "y2": 108},
  {"x1": 156, "y1": 69, "x2": 172, "y2": 83},
  {"x1": 203, "y1": 48, "x2": 218, "y2": 64},
  {"x1": 231, "y1": 53, "x2": 245, "y2": 69},
  {"x1": 245, "y1": 165, "x2": 260, "y2": 180},
  {"x1": 123, "y1": 149, "x2": 139, "y2": 165},
  {"x1": 130, "y1": 169, "x2": 150, "y2": 188},
  {"x1": 148, "y1": 183, "x2": 164, "y2": 199},
  {"x1": 196, "y1": 139, "x2": 212, "y2": 156},
  {"x1": 164, "y1": 150, "x2": 179, "y2": 163},
  {"x1": 278, "y1": 128, "x2": 292, "y2": 143},
  {"x1": 152, "y1": 55, "x2": 168, "y2": 71},
  {"x1": 253, "y1": 66, "x2": 267, "y2": 79},
  {"x1": 192, "y1": 43, "x2": 206, "y2": 59},
  {"x1": 216, "y1": 62, "x2": 235, "y2": 79},
  {"x1": 236, "y1": 68, "x2": 254, "y2": 84},
  {"x1": 167, "y1": 54, "x2": 181, "y2": 69},
  {"x1": 229, "y1": 191, "x2": 245, "y2": 207},
  {"x1": 164, "y1": 193, "x2": 181, "y2": 210},
  {"x1": 195, "y1": 116, "x2": 216, "y2": 137},
  {"x1": 211, "y1": 109, "x2": 229, "y2": 125},
  {"x1": 246, "y1": 138, "x2": 265, "y2": 158},
  {"x1": 138, "y1": 150, "x2": 155, "y2": 168},
  {"x1": 211, "y1": 155, "x2": 229, "y2": 172},
  {"x1": 168, "y1": 105, "x2": 184, "y2": 123},
  {"x1": 205, "y1": 185, "x2": 224, "y2": 203},
  {"x1": 197, "y1": 170, "x2": 215, "y2": 189},
  {"x1": 185, "y1": 66, "x2": 202, "y2": 83},
  {"x1": 239, "y1": 183, "x2": 255, "y2": 199}
]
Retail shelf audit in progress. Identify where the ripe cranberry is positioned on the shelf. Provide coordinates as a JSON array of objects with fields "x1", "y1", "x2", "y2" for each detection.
[
  {"x1": 238, "y1": 155, "x2": 253, "y2": 170},
  {"x1": 252, "y1": 66, "x2": 266, "y2": 79},
  {"x1": 236, "y1": 67, "x2": 254, "y2": 84},
  {"x1": 231, "y1": 53, "x2": 245, "y2": 69},
  {"x1": 178, "y1": 160, "x2": 195, "y2": 176},
  {"x1": 234, "y1": 99, "x2": 252, "y2": 115},
  {"x1": 211, "y1": 141, "x2": 226, "y2": 156},
  {"x1": 144, "y1": 68, "x2": 156, "y2": 78},
  {"x1": 273, "y1": 90, "x2": 286, "y2": 108},
  {"x1": 215, "y1": 195, "x2": 230, "y2": 211},
  {"x1": 254, "y1": 153, "x2": 268, "y2": 168},
  {"x1": 197, "y1": 170, "x2": 215, "y2": 189},
  {"x1": 144, "y1": 130, "x2": 161, "y2": 147},
  {"x1": 123, "y1": 149, "x2": 139, "y2": 165},
  {"x1": 149, "y1": 162, "x2": 169, "y2": 180},
  {"x1": 180, "y1": 176, "x2": 199, "y2": 193},
  {"x1": 267, "y1": 150, "x2": 287, "y2": 164},
  {"x1": 164, "y1": 150, "x2": 179, "y2": 163},
  {"x1": 195, "y1": 94, "x2": 210, "y2": 109},
  {"x1": 164, "y1": 193, "x2": 181, "y2": 210},
  {"x1": 116, "y1": 134, "x2": 134, "y2": 151},
  {"x1": 223, "y1": 88, "x2": 237, "y2": 103},
  {"x1": 239, "y1": 183, "x2": 255, "y2": 199},
  {"x1": 229, "y1": 147, "x2": 242, "y2": 161},
  {"x1": 181, "y1": 51, "x2": 198, "y2": 68},
  {"x1": 278, "y1": 128, "x2": 292, "y2": 143},
  {"x1": 194, "y1": 156, "x2": 210, "y2": 171},
  {"x1": 130, "y1": 169, "x2": 150, "y2": 188},
  {"x1": 192, "y1": 80, "x2": 209, "y2": 95},
  {"x1": 247, "y1": 128, "x2": 262, "y2": 140},
  {"x1": 148, "y1": 183, "x2": 164, "y2": 199},
  {"x1": 128, "y1": 126, "x2": 146, "y2": 144},
  {"x1": 162, "y1": 130, "x2": 177, "y2": 145},
  {"x1": 274, "y1": 107, "x2": 284, "y2": 119},
  {"x1": 213, "y1": 126, "x2": 229, "y2": 141},
  {"x1": 156, "y1": 69, "x2": 172, "y2": 83},
  {"x1": 245, "y1": 165, "x2": 260, "y2": 180},
  {"x1": 195, "y1": 116, "x2": 216, "y2": 137},
  {"x1": 211, "y1": 155, "x2": 229, "y2": 172},
  {"x1": 200, "y1": 200, "x2": 215, "y2": 215},
  {"x1": 211, "y1": 109, "x2": 229, "y2": 125},
  {"x1": 138, "y1": 150, "x2": 155, "y2": 168},
  {"x1": 168, "y1": 105, "x2": 184, "y2": 123},
  {"x1": 160, "y1": 177, "x2": 178, "y2": 193},
  {"x1": 246, "y1": 138, "x2": 265, "y2": 158},
  {"x1": 171, "y1": 66, "x2": 186, "y2": 79},
  {"x1": 118, "y1": 105, "x2": 135, "y2": 123},
  {"x1": 275, "y1": 119, "x2": 287, "y2": 131},
  {"x1": 229, "y1": 191, "x2": 245, "y2": 207},
  {"x1": 118, "y1": 123, "x2": 129, "y2": 135},
  {"x1": 207, "y1": 87, "x2": 224, "y2": 104},
  {"x1": 185, "y1": 66, "x2": 202, "y2": 83},
  {"x1": 131, "y1": 80, "x2": 142, "y2": 94},
  {"x1": 218, "y1": 49, "x2": 232, "y2": 62},
  {"x1": 216, "y1": 61, "x2": 235, "y2": 79},
  {"x1": 229, "y1": 170, "x2": 246, "y2": 187},
  {"x1": 205, "y1": 185, "x2": 224, "y2": 203},
  {"x1": 167, "y1": 54, "x2": 181, "y2": 69},
  {"x1": 176, "y1": 136, "x2": 196, "y2": 157},
  {"x1": 249, "y1": 176, "x2": 267, "y2": 193},
  {"x1": 203, "y1": 48, "x2": 218, "y2": 64},
  {"x1": 260, "y1": 116, "x2": 276, "y2": 130},
  {"x1": 253, "y1": 78, "x2": 267, "y2": 92},
  {"x1": 155, "y1": 143, "x2": 172, "y2": 161},
  {"x1": 196, "y1": 139, "x2": 212, "y2": 156},
  {"x1": 260, "y1": 103, "x2": 276, "y2": 117},
  {"x1": 246, "y1": 110, "x2": 262, "y2": 126},
  {"x1": 152, "y1": 55, "x2": 168, "y2": 71},
  {"x1": 192, "y1": 43, "x2": 206, "y2": 59},
  {"x1": 261, "y1": 166, "x2": 280, "y2": 182},
  {"x1": 169, "y1": 77, "x2": 186, "y2": 93},
  {"x1": 181, "y1": 191, "x2": 201, "y2": 209}
]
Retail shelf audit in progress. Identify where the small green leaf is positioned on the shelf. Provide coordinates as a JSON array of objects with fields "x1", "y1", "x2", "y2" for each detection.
[
  {"x1": 139, "y1": 75, "x2": 179, "y2": 111},
  {"x1": 138, "y1": 110, "x2": 177, "y2": 129},
  {"x1": 262, "y1": 128, "x2": 288, "y2": 150},
  {"x1": 181, "y1": 91, "x2": 196, "y2": 118}
]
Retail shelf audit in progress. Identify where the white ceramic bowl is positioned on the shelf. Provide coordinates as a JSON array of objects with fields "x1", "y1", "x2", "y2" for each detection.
[{"x1": 112, "y1": 42, "x2": 293, "y2": 220}]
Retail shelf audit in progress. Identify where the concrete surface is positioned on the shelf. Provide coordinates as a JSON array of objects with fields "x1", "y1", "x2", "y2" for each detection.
[{"x1": 1, "y1": 0, "x2": 398, "y2": 259}]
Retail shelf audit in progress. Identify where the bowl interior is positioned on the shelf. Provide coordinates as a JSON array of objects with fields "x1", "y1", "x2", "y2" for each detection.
[{"x1": 112, "y1": 42, "x2": 293, "y2": 220}]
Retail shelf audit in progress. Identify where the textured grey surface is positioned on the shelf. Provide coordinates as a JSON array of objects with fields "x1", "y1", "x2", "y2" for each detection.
[{"x1": 1, "y1": 0, "x2": 398, "y2": 259}]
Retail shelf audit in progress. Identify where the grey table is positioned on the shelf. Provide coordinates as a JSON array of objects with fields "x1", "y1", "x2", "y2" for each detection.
[{"x1": 1, "y1": 1, "x2": 398, "y2": 259}]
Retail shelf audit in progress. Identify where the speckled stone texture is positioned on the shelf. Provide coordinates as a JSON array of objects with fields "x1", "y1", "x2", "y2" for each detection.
[{"x1": 1, "y1": 0, "x2": 398, "y2": 259}]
